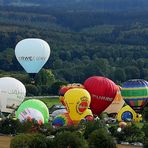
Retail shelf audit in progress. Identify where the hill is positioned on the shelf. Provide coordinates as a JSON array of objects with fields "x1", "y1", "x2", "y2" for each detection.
[
  {"x1": 0, "y1": 3, "x2": 147, "y2": 86},
  {"x1": 1, "y1": 0, "x2": 148, "y2": 12}
]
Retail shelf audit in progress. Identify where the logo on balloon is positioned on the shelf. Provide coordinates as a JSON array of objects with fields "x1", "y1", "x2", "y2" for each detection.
[
  {"x1": 18, "y1": 56, "x2": 47, "y2": 61},
  {"x1": 92, "y1": 94, "x2": 113, "y2": 102},
  {"x1": 76, "y1": 96, "x2": 89, "y2": 114}
]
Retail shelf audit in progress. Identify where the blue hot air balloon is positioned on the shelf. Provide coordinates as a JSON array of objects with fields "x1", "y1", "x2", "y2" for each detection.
[{"x1": 15, "y1": 38, "x2": 50, "y2": 74}]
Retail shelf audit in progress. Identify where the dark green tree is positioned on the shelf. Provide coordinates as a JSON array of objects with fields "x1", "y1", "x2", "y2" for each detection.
[
  {"x1": 54, "y1": 131, "x2": 88, "y2": 148},
  {"x1": 88, "y1": 128, "x2": 116, "y2": 148}
]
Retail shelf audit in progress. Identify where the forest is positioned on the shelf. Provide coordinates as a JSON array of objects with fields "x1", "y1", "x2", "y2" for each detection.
[{"x1": 0, "y1": 4, "x2": 148, "y2": 95}]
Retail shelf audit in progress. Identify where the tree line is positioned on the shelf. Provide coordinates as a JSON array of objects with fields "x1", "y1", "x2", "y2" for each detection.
[{"x1": 0, "y1": 6, "x2": 148, "y2": 95}]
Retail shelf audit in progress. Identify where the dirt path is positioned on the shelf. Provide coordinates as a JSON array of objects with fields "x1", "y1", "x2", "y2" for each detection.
[
  {"x1": 117, "y1": 144, "x2": 142, "y2": 148},
  {"x1": 0, "y1": 136, "x2": 12, "y2": 148}
]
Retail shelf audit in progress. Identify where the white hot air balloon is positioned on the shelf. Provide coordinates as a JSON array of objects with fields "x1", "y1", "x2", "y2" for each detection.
[
  {"x1": 15, "y1": 38, "x2": 51, "y2": 74},
  {"x1": 51, "y1": 109, "x2": 68, "y2": 118},
  {"x1": 0, "y1": 77, "x2": 26, "y2": 114}
]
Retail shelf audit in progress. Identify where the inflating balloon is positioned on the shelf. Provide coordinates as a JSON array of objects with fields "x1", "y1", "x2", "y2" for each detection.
[
  {"x1": 15, "y1": 38, "x2": 50, "y2": 75},
  {"x1": 0, "y1": 77, "x2": 26, "y2": 114},
  {"x1": 81, "y1": 108, "x2": 94, "y2": 121},
  {"x1": 121, "y1": 79, "x2": 148, "y2": 113},
  {"x1": 119, "y1": 121, "x2": 127, "y2": 128},
  {"x1": 117, "y1": 105, "x2": 141, "y2": 122},
  {"x1": 52, "y1": 113, "x2": 73, "y2": 127},
  {"x1": 51, "y1": 109, "x2": 67, "y2": 118},
  {"x1": 84, "y1": 76, "x2": 118, "y2": 116},
  {"x1": 16, "y1": 99, "x2": 49, "y2": 124},
  {"x1": 64, "y1": 88, "x2": 91, "y2": 125},
  {"x1": 59, "y1": 83, "x2": 84, "y2": 105},
  {"x1": 104, "y1": 86, "x2": 125, "y2": 114}
]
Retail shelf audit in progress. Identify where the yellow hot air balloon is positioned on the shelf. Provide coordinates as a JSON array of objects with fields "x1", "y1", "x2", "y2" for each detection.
[
  {"x1": 104, "y1": 87, "x2": 125, "y2": 114},
  {"x1": 81, "y1": 108, "x2": 94, "y2": 121},
  {"x1": 117, "y1": 105, "x2": 142, "y2": 122},
  {"x1": 64, "y1": 88, "x2": 91, "y2": 125}
]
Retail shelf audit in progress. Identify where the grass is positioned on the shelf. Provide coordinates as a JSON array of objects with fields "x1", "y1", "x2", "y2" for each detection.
[{"x1": 25, "y1": 96, "x2": 60, "y2": 108}]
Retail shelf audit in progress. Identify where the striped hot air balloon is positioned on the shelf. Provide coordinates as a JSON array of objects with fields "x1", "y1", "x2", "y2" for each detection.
[{"x1": 121, "y1": 79, "x2": 148, "y2": 113}]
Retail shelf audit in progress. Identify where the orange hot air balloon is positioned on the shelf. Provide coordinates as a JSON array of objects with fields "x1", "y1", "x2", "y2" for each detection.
[
  {"x1": 84, "y1": 76, "x2": 118, "y2": 116},
  {"x1": 104, "y1": 86, "x2": 125, "y2": 114},
  {"x1": 119, "y1": 121, "x2": 127, "y2": 128}
]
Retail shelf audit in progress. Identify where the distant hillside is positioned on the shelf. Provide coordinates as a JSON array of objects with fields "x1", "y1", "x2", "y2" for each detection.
[
  {"x1": 1, "y1": 0, "x2": 148, "y2": 12},
  {"x1": 0, "y1": 0, "x2": 148, "y2": 84}
]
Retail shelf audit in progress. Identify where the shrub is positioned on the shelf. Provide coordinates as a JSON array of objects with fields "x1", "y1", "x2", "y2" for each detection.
[
  {"x1": 10, "y1": 133, "x2": 47, "y2": 148},
  {"x1": 115, "y1": 123, "x2": 145, "y2": 143},
  {"x1": 17, "y1": 118, "x2": 42, "y2": 133},
  {"x1": 53, "y1": 131, "x2": 88, "y2": 148},
  {"x1": 50, "y1": 81, "x2": 68, "y2": 95},
  {"x1": 142, "y1": 122, "x2": 148, "y2": 137},
  {"x1": 51, "y1": 125, "x2": 78, "y2": 135},
  {"x1": 144, "y1": 138, "x2": 148, "y2": 148},
  {"x1": 83, "y1": 120, "x2": 106, "y2": 139},
  {"x1": 0, "y1": 118, "x2": 21, "y2": 134},
  {"x1": 108, "y1": 124, "x2": 118, "y2": 137},
  {"x1": 88, "y1": 128, "x2": 117, "y2": 148},
  {"x1": 25, "y1": 84, "x2": 40, "y2": 96},
  {"x1": 40, "y1": 85, "x2": 50, "y2": 95},
  {"x1": 143, "y1": 107, "x2": 148, "y2": 121},
  {"x1": 29, "y1": 134, "x2": 47, "y2": 148}
]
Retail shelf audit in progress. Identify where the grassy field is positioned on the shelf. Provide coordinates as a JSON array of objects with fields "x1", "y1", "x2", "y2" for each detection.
[{"x1": 25, "y1": 96, "x2": 60, "y2": 108}]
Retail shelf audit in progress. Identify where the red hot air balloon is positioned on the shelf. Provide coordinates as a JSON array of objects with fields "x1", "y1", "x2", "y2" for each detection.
[{"x1": 84, "y1": 76, "x2": 118, "y2": 116}]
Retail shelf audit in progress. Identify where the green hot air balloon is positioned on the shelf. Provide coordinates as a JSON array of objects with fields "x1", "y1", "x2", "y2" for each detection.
[{"x1": 16, "y1": 99, "x2": 49, "y2": 124}]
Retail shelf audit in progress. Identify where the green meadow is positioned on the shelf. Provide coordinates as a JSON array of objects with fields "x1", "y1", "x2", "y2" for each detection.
[{"x1": 25, "y1": 96, "x2": 60, "y2": 108}]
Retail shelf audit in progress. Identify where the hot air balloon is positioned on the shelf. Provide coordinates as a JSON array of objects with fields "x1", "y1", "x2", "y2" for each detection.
[
  {"x1": 0, "y1": 77, "x2": 26, "y2": 114},
  {"x1": 15, "y1": 38, "x2": 50, "y2": 80},
  {"x1": 119, "y1": 121, "x2": 127, "y2": 128},
  {"x1": 81, "y1": 108, "x2": 94, "y2": 121},
  {"x1": 59, "y1": 83, "x2": 84, "y2": 105},
  {"x1": 121, "y1": 79, "x2": 148, "y2": 113},
  {"x1": 104, "y1": 86, "x2": 125, "y2": 114},
  {"x1": 117, "y1": 105, "x2": 142, "y2": 122},
  {"x1": 64, "y1": 88, "x2": 91, "y2": 125},
  {"x1": 16, "y1": 99, "x2": 49, "y2": 124},
  {"x1": 51, "y1": 109, "x2": 67, "y2": 119},
  {"x1": 52, "y1": 113, "x2": 73, "y2": 127},
  {"x1": 84, "y1": 76, "x2": 118, "y2": 116}
]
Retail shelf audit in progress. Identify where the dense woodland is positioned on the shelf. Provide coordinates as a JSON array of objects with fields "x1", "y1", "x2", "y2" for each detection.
[{"x1": 0, "y1": 2, "x2": 148, "y2": 95}]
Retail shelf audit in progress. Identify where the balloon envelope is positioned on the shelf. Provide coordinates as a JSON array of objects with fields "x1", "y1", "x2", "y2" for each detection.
[
  {"x1": 59, "y1": 83, "x2": 84, "y2": 105},
  {"x1": 117, "y1": 105, "x2": 137, "y2": 122},
  {"x1": 15, "y1": 38, "x2": 50, "y2": 73},
  {"x1": 64, "y1": 88, "x2": 91, "y2": 125},
  {"x1": 121, "y1": 79, "x2": 148, "y2": 113},
  {"x1": 51, "y1": 109, "x2": 67, "y2": 118},
  {"x1": 16, "y1": 99, "x2": 49, "y2": 124},
  {"x1": 119, "y1": 121, "x2": 127, "y2": 128},
  {"x1": 81, "y1": 108, "x2": 94, "y2": 121},
  {"x1": 52, "y1": 113, "x2": 73, "y2": 127},
  {"x1": 84, "y1": 76, "x2": 118, "y2": 116},
  {"x1": 104, "y1": 86, "x2": 125, "y2": 114},
  {"x1": 0, "y1": 77, "x2": 26, "y2": 113}
]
